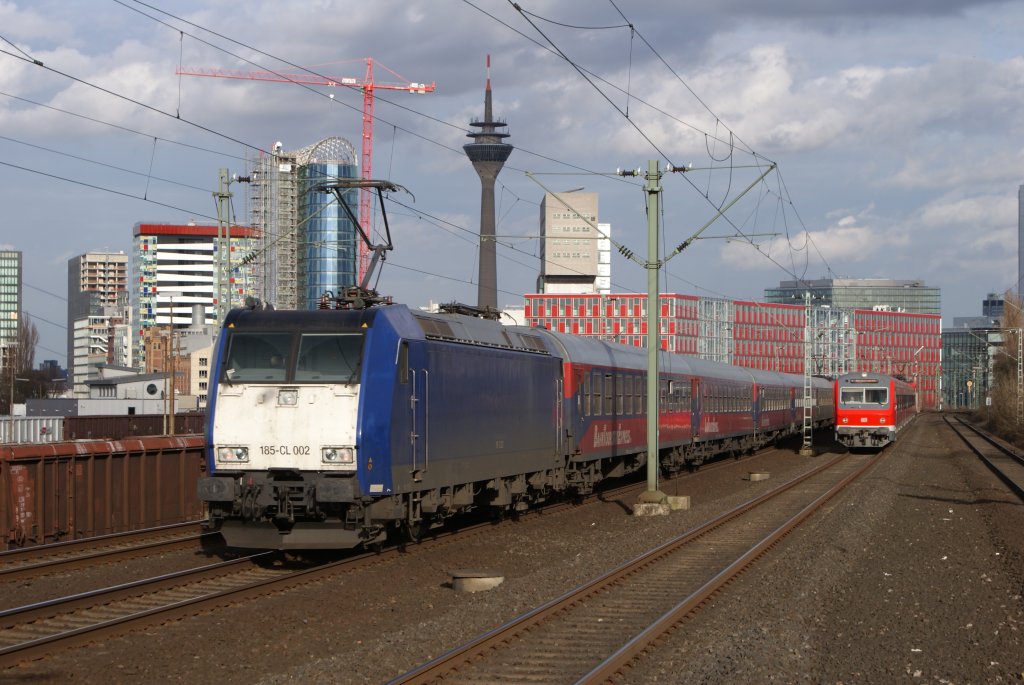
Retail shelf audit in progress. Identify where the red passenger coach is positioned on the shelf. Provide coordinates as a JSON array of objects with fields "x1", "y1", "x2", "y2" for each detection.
[{"x1": 834, "y1": 371, "x2": 917, "y2": 449}]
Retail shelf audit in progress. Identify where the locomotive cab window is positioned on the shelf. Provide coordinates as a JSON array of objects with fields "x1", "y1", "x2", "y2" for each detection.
[
  {"x1": 222, "y1": 332, "x2": 293, "y2": 382},
  {"x1": 295, "y1": 333, "x2": 364, "y2": 383},
  {"x1": 840, "y1": 387, "x2": 889, "y2": 405}
]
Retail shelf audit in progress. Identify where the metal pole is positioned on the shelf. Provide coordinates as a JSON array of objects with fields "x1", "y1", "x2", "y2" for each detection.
[
  {"x1": 169, "y1": 312, "x2": 176, "y2": 437},
  {"x1": 7, "y1": 350, "x2": 12, "y2": 443},
  {"x1": 214, "y1": 169, "x2": 233, "y2": 327},
  {"x1": 4, "y1": 342, "x2": 17, "y2": 443},
  {"x1": 639, "y1": 159, "x2": 667, "y2": 509},
  {"x1": 163, "y1": 291, "x2": 182, "y2": 436},
  {"x1": 800, "y1": 292, "x2": 814, "y2": 456},
  {"x1": 1017, "y1": 329, "x2": 1022, "y2": 426}
]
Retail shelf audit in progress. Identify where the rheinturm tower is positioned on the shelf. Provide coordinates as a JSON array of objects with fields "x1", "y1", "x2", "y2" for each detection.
[{"x1": 464, "y1": 55, "x2": 513, "y2": 311}]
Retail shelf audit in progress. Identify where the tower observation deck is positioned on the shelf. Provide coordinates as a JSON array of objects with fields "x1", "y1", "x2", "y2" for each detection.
[{"x1": 464, "y1": 56, "x2": 513, "y2": 311}]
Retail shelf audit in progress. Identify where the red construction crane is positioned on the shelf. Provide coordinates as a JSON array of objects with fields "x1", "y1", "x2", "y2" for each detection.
[{"x1": 177, "y1": 58, "x2": 435, "y2": 281}]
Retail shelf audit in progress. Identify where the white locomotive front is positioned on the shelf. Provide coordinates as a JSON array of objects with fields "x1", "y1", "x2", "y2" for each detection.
[{"x1": 200, "y1": 325, "x2": 372, "y2": 548}]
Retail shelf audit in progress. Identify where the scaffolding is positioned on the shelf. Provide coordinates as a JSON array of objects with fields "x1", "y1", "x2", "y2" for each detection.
[
  {"x1": 697, "y1": 298, "x2": 734, "y2": 364},
  {"x1": 248, "y1": 148, "x2": 299, "y2": 310},
  {"x1": 807, "y1": 307, "x2": 857, "y2": 377}
]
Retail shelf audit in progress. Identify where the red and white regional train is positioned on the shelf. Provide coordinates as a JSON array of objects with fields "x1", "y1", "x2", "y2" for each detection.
[{"x1": 834, "y1": 371, "x2": 917, "y2": 448}]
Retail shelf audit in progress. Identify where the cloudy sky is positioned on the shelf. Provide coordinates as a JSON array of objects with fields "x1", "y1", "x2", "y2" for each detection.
[{"x1": 1, "y1": 0, "x2": 1022, "y2": 365}]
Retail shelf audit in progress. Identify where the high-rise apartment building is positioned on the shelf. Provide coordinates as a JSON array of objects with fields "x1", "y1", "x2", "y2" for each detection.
[
  {"x1": 0, "y1": 250, "x2": 22, "y2": 392},
  {"x1": 764, "y1": 278, "x2": 940, "y2": 315},
  {"x1": 248, "y1": 137, "x2": 360, "y2": 310},
  {"x1": 0, "y1": 250, "x2": 20, "y2": 345},
  {"x1": 537, "y1": 192, "x2": 610, "y2": 295},
  {"x1": 67, "y1": 252, "x2": 129, "y2": 394},
  {"x1": 131, "y1": 222, "x2": 258, "y2": 368}
]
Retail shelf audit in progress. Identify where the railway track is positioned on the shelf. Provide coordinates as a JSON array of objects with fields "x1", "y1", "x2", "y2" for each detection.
[
  {"x1": 945, "y1": 415, "x2": 1024, "y2": 499},
  {"x1": 0, "y1": 521, "x2": 216, "y2": 584},
  {"x1": 0, "y1": 446, "x2": 784, "y2": 670},
  {"x1": 388, "y1": 448, "x2": 884, "y2": 684},
  {"x1": 0, "y1": 549, "x2": 363, "y2": 668}
]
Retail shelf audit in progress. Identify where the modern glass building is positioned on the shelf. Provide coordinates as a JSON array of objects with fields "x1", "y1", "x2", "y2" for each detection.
[
  {"x1": 248, "y1": 136, "x2": 360, "y2": 310},
  {"x1": 295, "y1": 137, "x2": 359, "y2": 309},
  {"x1": 942, "y1": 328, "x2": 998, "y2": 410},
  {"x1": 765, "y1": 278, "x2": 940, "y2": 315}
]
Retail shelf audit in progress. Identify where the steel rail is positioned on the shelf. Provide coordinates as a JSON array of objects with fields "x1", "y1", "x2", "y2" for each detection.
[
  {"x1": 945, "y1": 416, "x2": 1024, "y2": 501},
  {"x1": 0, "y1": 445, "x2": 786, "y2": 671},
  {"x1": 579, "y1": 451, "x2": 883, "y2": 683},
  {"x1": 387, "y1": 451, "x2": 876, "y2": 685},
  {"x1": 0, "y1": 522, "x2": 215, "y2": 583},
  {"x1": 0, "y1": 551, "x2": 283, "y2": 667}
]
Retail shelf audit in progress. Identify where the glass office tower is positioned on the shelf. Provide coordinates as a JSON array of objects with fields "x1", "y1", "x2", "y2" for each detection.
[{"x1": 297, "y1": 138, "x2": 359, "y2": 308}]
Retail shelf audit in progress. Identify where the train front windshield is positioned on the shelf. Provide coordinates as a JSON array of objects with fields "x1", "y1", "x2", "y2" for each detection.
[
  {"x1": 839, "y1": 387, "x2": 888, "y2": 405},
  {"x1": 222, "y1": 331, "x2": 364, "y2": 383}
]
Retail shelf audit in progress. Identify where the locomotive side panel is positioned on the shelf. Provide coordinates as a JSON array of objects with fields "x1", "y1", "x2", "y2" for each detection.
[{"x1": 387, "y1": 338, "x2": 562, "y2": 493}]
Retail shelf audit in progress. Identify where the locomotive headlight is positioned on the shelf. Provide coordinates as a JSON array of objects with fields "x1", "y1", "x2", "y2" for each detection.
[
  {"x1": 842, "y1": 417, "x2": 849, "y2": 424},
  {"x1": 322, "y1": 446, "x2": 356, "y2": 465},
  {"x1": 217, "y1": 446, "x2": 249, "y2": 463},
  {"x1": 278, "y1": 389, "x2": 298, "y2": 406}
]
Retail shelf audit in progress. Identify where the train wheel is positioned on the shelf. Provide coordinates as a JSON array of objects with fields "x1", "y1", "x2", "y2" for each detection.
[{"x1": 404, "y1": 519, "x2": 429, "y2": 544}]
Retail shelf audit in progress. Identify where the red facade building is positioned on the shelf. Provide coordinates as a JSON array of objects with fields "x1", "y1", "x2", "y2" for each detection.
[{"x1": 524, "y1": 293, "x2": 941, "y2": 409}]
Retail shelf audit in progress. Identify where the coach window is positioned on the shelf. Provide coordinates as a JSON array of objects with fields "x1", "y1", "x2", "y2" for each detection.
[
  {"x1": 616, "y1": 374, "x2": 624, "y2": 415},
  {"x1": 604, "y1": 374, "x2": 614, "y2": 415},
  {"x1": 624, "y1": 376, "x2": 633, "y2": 415},
  {"x1": 866, "y1": 388, "x2": 888, "y2": 404},
  {"x1": 583, "y1": 371, "x2": 591, "y2": 416},
  {"x1": 592, "y1": 370, "x2": 603, "y2": 415}
]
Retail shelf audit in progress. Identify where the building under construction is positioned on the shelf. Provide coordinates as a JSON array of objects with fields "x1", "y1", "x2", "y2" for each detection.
[{"x1": 247, "y1": 137, "x2": 360, "y2": 310}]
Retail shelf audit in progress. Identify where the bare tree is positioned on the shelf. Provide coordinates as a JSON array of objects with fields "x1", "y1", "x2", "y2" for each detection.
[
  {"x1": 1, "y1": 316, "x2": 39, "y2": 413},
  {"x1": 15, "y1": 316, "x2": 37, "y2": 373},
  {"x1": 988, "y1": 291, "x2": 1024, "y2": 440}
]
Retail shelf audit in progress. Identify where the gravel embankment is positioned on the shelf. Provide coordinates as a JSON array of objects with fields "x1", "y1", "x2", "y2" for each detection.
[
  {"x1": 3, "y1": 414, "x2": 1021, "y2": 684},
  {"x1": 621, "y1": 413, "x2": 1024, "y2": 684}
]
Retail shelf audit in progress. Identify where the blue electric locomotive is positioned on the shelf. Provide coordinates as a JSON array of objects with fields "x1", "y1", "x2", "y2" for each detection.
[{"x1": 199, "y1": 302, "x2": 833, "y2": 549}]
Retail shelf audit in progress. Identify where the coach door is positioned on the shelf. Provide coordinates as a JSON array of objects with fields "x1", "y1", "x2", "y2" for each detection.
[
  {"x1": 691, "y1": 378, "x2": 701, "y2": 439},
  {"x1": 556, "y1": 375, "x2": 567, "y2": 456},
  {"x1": 402, "y1": 342, "x2": 429, "y2": 482}
]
